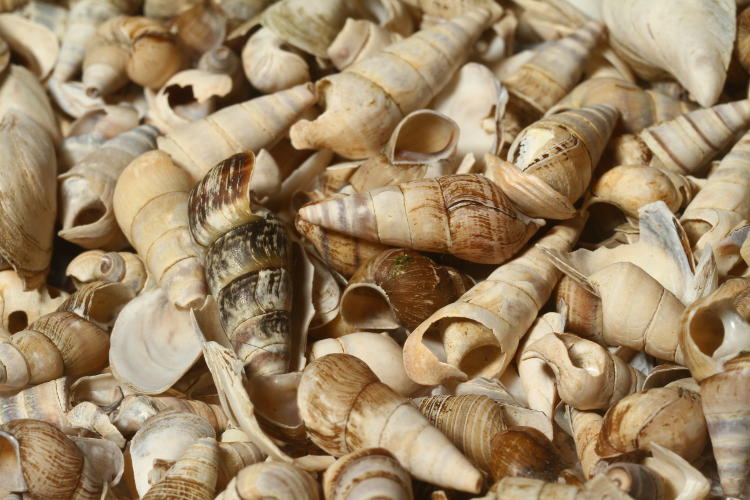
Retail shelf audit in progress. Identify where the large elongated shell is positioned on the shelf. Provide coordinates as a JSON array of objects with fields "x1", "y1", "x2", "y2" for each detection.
[
  {"x1": 0, "y1": 270, "x2": 67, "y2": 336},
  {"x1": 341, "y1": 249, "x2": 471, "y2": 331},
  {"x1": 158, "y1": 83, "x2": 316, "y2": 184},
  {"x1": 297, "y1": 354, "x2": 483, "y2": 493},
  {"x1": 681, "y1": 129, "x2": 750, "y2": 248},
  {"x1": 502, "y1": 21, "x2": 603, "y2": 119},
  {"x1": 323, "y1": 448, "x2": 413, "y2": 500},
  {"x1": 614, "y1": 99, "x2": 750, "y2": 176},
  {"x1": 402, "y1": 215, "x2": 583, "y2": 385},
  {"x1": 521, "y1": 332, "x2": 644, "y2": 410},
  {"x1": 215, "y1": 462, "x2": 319, "y2": 500},
  {"x1": 0, "y1": 113, "x2": 56, "y2": 290},
  {"x1": 188, "y1": 152, "x2": 293, "y2": 378},
  {"x1": 297, "y1": 174, "x2": 541, "y2": 265},
  {"x1": 492, "y1": 104, "x2": 618, "y2": 220},
  {"x1": 289, "y1": 8, "x2": 493, "y2": 159},
  {"x1": 546, "y1": 77, "x2": 697, "y2": 134},
  {"x1": 58, "y1": 125, "x2": 159, "y2": 250},
  {"x1": 129, "y1": 412, "x2": 216, "y2": 498},
  {"x1": 601, "y1": 0, "x2": 734, "y2": 107},
  {"x1": 698, "y1": 354, "x2": 750, "y2": 498},
  {"x1": 142, "y1": 437, "x2": 218, "y2": 500},
  {"x1": 310, "y1": 332, "x2": 420, "y2": 396},
  {"x1": 0, "y1": 377, "x2": 69, "y2": 428},
  {"x1": 82, "y1": 15, "x2": 182, "y2": 97},
  {"x1": 0, "y1": 419, "x2": 103, "y2": 500},
  {"x1": 0, "y1": 64, "x2": 60, "y2": 144},
  {"x1": 112, "y1": 395, "x2": 227, "y2": 436},
  {"x1": 596, "y1": 383, "x2": 708, "y2": 462},
  {"x1": 416, "y1": 394, "x2": 506, "y2": 473},
  {"x1": 113, "y1": 150, "x2": 207, "y2": 310}
]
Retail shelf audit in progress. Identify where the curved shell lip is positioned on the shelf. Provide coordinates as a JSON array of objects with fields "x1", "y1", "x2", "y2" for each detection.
[
  {"x1": 383, "y1": 109, "x2": 460, "y2": 166},
  {"x1": 0, "y1": 429, "x2": 26, "y2": 492}
]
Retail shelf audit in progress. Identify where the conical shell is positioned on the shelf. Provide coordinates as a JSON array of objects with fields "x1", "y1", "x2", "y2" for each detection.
[
  {"x1": 546, "y1": 76, "x2": 697, "y2": 134},
  {"x1": 129, "y1": 412, "x2": 216, "y2": 498},
  {"x1": 521, "y1": 332, "x2": 644, "y2": 410},
  {"x1": 215, "y1": 462, "x2": 319, "y2": 500},
  {"x1": 113, "y1": 150, "x2": 207, "y2": 310},
  {"x1": 681, "y1": 129, "x2": 750, "y2": 248},
  {"x1": 157, "y1": 83, "x2": 317, "y2": 183},
  {"x1": 416, "y1": 394, "x2": 507, "y2": 473},
  {"x1": 555, "y1": 275, "x2": 601, "y2": 342},
  {"x1": 402, "y1": 215, "x2": 583, "y2": 385},
  {"x1": 323, "y1": 448, "x2": 413, "y2": 500},
  {"x1": 596, "y1": 383, "x2": 708, "y2": 462},
  {"x1": 494, "y1": 104, "x2": 619, "y2": 220},
  {"x1": 58, "y1": 124, "x2": 159, "y2": 250},
  {"x1": 0, "y1": 270, "x2": 67, "y2": 336},
  {"x1": 341, "y1": 248, "x2": 471, "y2": 330},
  {"x1": 297, "y1": 354, "x2": 483, "y2": 493},
  {"x1": 0, "y1": 377, "x2": 69, "y2": 428},
  {"x1": 310, "y1": 332, "x2": 420, "y2": 396},
  {"x1": 289, "y1": 8, "x2": 493, "y2": 159},
  {"x1": 699, "y1": 354, "x2": 750, "y2": 498},
  {"x1": 0, "y1": 112, "x2": 56, "y2": 290},
  {"x1": 489, "y1": 426, "x2": 565, "y2": 482},
  {"x1": 502, "y1": 20, "x2": 604, "y2": 117},
  {"x1": 296, "y1": 174, "x2": 542, "y2": 265},
  {"x1": 188, "y1": 152, "x2": 293, "y2": 378},
  {"x1": 112, "y1": 395, "x2": 228, "y2": 437},
  {"x1": 241, "y1": 27, "x2": 310, "y2": 94},
  {"x1": 142, "y1": 437, "x2": 219, "y2": 500},
  {"x1": 618, "y1": 100, "x2": 750, "y2": 176},
  {"x1": 601, "y1": 0, "x2": 734, "y2": 107}
]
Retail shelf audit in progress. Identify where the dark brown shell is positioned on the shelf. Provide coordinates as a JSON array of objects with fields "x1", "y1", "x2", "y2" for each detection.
[
  {"x1": 555, "y1": 274, "x2": 602, "y2": 342},
  {"x1": 188, "y1": 152, "x2": 292, "y2": 377},
  {"x1": 489, "y1": 426, "x2": 565, "y2": 482}
]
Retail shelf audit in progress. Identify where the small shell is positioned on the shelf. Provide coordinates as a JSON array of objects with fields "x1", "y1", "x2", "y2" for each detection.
[
  {"x1": 111, "y1": 395, "x2": 227, "y2": 437},
  {"x1": 66, "y1": 402, "x2": 126, "y2": 448},
  {"x1": 489, "y1": 426, "x2": 566, "y2": 482},
  {"x1": 172, "y1": 1, "x2": 226, "y2": 60},
  {"x1": 327, "y1": 19, "x2": 401, "y2": 70},
  {"x1": 604, "y1": 463, "x2": 665, "y2": 500},
  {"x1": 142, "y1": 437, "x2": 219, "y2": 500},
  {"x1": 417, "y1": 394, "x2": 507, "y2": 473},
  {"x1": 0, "y1": 377, "x2": 69, "y2": 428},
  {"x1": 323, "y1": 448, "x2": 413, "y2": 500},
  {"x1": 0, "y1": 13, "x2": 58, "y2": 79},
  {"x1": 259, "y1": 0, "x2": 348, "y2": 58},
  {"x1": 66, "y1": 250, "x2": 150, "y2": 295},
  {"x1": 241, "y1": 27, "x2": 309, "y2": 94},
  {"x1": 596, "y1": 383, "x2": 708, "y2": 462},
  {"x1": 0, "y1": 270, "x2": 68, "y2": 336},
  {"x1": 215, "y1": 462, "x2": 319, "y2": 500}
]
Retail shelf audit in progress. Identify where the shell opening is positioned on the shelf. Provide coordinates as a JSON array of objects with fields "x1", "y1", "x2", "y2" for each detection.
[
  {"x1": 391, "y1": 112, "x2": 457, "y2": 164},
  {"x1": 6, "y1": 310, "x2": 28, "y2": 334},
  {"x1": 340, "y1": 284, "x2": 399, "y2": 330},
  {"x1": 426, "y1": 318, "x2": 505, "y2": 380},
  {"x1": 164, "y1": 84, "x2": 214, "y2": 121},
  {"x1": 72, "y1": 199, "x2": 106, "y2": 228},
  {"x1": 580, "y1": 201, "x2": 628, "y2": 245}
]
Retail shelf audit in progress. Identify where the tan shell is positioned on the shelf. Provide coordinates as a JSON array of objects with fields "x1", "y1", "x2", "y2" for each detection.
[
  {"x1": 565, "y1": 407, "x2": 604, "y2": 478},
  {"x1": 157, "y1": 83, "x2": 317, "y2": 183},
  {"x1": 297, "y1": 354, "x2": 483, "y2": 493},
  {"x1": 0, "y1": 64, "x2": 60, "y2": 145},
  {"x1": 0, "y1": 418, "x2": 104, "y2": 499},
  {"x1": 341, "y1": 248, "x2": 471, "y2": 331},
  {"x1": 58, "y1": 124, "x2": 159, "y2": 250},
  {"x1": 489, "y1": 426, "x2": 566, "y2": 482},
  {"x1": 216, "y1": 440, "x2": 266, "y2": 492},
  {"x1": 601, "y1": 0, "x2": 734, "y2": 107},
  {"x1": 241, "y1": 27, "x2": 309, "y2": 94},
  {"x1": 613, "y1": 99, "x2": 750, "y2": 176},
  {"x1": 681, "y1": 129, "x2": 750, "y2": 249},
  {"x1": 416, "y1": 394, "x2": 507, "y2": 473},
  {"x1": 402, "y1": 215, "x2": 583, "y2": 385},
  {"x1": 0, "y1": 270, "x2": 67, "y2": 336},
  {"x1": 289, "y1": 8, "x2": 494, "y2": 159},
  {"x1": 546, "y1": 76, "x2": 697, "y2": 134},
  {"x1": 111, "y1": 395, "x2": 227, "y2": 436},
  {"x1": 215, "y1": 462, "x2": 319, "y2": 500},
  {"x1": 521, "y1": 332, "x2": 644, "y2": 410},
  {"x1": 129, "y1": 412, "x2": 216, "y2": 497},
  {"x1": 66, "y1": 402, "x2": 126, "y2": 448},
  {"x1": 82, "y1": 15, "x2": 182, "y2": 96},
  {"x1": 0, "y1": 113, "x2": 56, "y2": 290},
  {"x1": 172, "y1": 1, "x2": 226, "y2": 60},
  {"x1": 66, "y1": 250, "x2": 150, "y2": 295},
  {"x1": 323, "y1": 448, "x2": 413, "y2": 500},
  {"x1": 296, "y1": 174, "x2": 542, "y2": 265},
  {"x1": 696, "y1": 354, "x2": 750, "y2": 498},
  {"x1": 642, "y1": 442, "x2": 710, "y2": 500},
  {"x1": 0, "y1": 377, "x2": 69, "y2": 428},
  {"x1": 327, "y1": 19, "x2": 401, "y2": 71},
  {"x1": 485, "y1": 475, "x2": 629, "y2": 500},
  {"x1": 516, "y1": 311, "x2": 563, "y2": 418},
  {"x1": 142, "y1": 437, "x2": 218, "y2": 500},
  {"x1": 555, "y1": 275, "x2": 601, "y2": 342},
  {"x1": 113, "y1": 150, "x2": 207, "y2": 310},
  {"x1": 188, "y1": 152, "x2": 293, "y2": 378},
  {"x1": 492, "y1": 104, "x2": 619, "y2": 220},
  {"x1": 0, "y1": 14, "x2": 58, "y2": 79},
  {"x1": 310, "y1": 332, "x2": 420, "y2": 396},
  {"x1": 596, "y1": 383, "x2": 708, "y2": 462},
  {"x1": 605, "y1": 463, "x2": 665, "y2": 500}
]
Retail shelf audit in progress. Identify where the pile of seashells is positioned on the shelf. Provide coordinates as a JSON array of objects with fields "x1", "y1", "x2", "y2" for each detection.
[{"x1": 2, "y1": 0, "x2": 750, "y2": 498}]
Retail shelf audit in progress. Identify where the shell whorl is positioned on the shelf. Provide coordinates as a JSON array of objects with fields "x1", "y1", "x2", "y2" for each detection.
[{"x1": 188, "y1": 152, "x2": 293, "y2": 377}]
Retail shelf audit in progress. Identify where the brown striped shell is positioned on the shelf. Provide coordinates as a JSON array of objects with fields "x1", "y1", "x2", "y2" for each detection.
[
  {"x1": 188, "y1": 152, "x2": 293, "y2": 378},
  {"x1": 323, "y1": 448, "x2": 413, "y2": 500}
]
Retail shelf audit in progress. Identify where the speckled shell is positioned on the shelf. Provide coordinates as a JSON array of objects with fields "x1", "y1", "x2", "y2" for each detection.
[{"x1": 188, "y1": 152, "x2": 293, "y2": 378}]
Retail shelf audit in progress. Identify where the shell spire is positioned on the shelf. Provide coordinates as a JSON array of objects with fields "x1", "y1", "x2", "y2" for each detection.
[
  {"x1": 290, "y1": 8, "x2": 494, "y2": 159},
  {"x1": 296, "y1": 174, "x2": 542, "y2": 265}
]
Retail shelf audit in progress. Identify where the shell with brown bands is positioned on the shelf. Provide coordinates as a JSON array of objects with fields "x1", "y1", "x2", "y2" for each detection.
[
  {"x1": 489, "y1": 426, "x2": 566, "y2": 483},
  {"x1": 189, "y1": 152, "x2": 293, "y2": 378},
  {"x1": 0, "y1": 377, "x2": 69, "y2": 427},
  {"x1": 111, "y1": 394, "x2": 228, "y2": 436},
  {"x1": 142, "y1": 437, "x2": 219, "y2": 500},
  {"x1": 323, "y1": 448, "x2": 413, "y2": 500}
]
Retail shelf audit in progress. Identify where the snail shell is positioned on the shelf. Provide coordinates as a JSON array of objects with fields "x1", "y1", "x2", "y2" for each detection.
[
  {"x1": 489, "y1": 426, "x2": 566, "y2": 482},
  {"x1": 188, "y1": 152, "x2": 293, "y2": 378},
  {"x1": 605, "y1": 463, "x2": 664, "y2": 500},
  {"x1": 215, "y1": 461, "x2": 319, "y2": 500},
  {"x1": 297, "y1": 353, "x2": 483, "y2": 493},
  {"x1": 323, "y1": 448, "x2": 413, "y2": 500},
  {"x1": 141, "y1": 437, "x2": 219, "y2": 500},
  {"x1": 66, "y1": 250, "x2": 150, "y2": 295},
  {"x1": 111, "y1": 394, "x2": 228, "y2": 436}
]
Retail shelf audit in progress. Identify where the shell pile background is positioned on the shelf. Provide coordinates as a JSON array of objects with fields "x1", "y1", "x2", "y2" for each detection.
[{"x1": 2, "y1": 0, "x2": 750, "y2": 498}]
